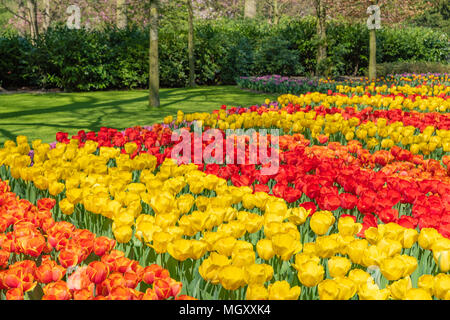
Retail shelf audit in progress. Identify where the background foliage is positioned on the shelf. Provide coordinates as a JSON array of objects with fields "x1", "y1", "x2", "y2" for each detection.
[{"x1": 0, "y1": 17, "x2": 448, "y2": 90}]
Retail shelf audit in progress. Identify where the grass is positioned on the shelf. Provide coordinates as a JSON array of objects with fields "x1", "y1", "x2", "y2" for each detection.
[{"x1": 0, "y1": 86, "x2": 276, "y2": 144}]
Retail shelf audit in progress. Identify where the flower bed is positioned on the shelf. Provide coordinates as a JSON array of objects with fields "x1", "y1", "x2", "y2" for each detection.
[{"x1": 0, "y1": 73, "x2": 449, "y2": 300}]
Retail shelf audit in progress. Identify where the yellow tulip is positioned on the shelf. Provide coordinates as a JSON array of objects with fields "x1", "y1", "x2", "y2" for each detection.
[
  {"x1": 417, "y1": 274, "x2": 434, "y2": 296},
  {"x1": 150, "y1": 192, "x2": 174, "y2": 215},
  {"x1": 113, "y1": 225, "x2": 133, "y2": 244},
  {"x1": 151, "y1": 231, "x2": 173, "y2": 254},
  {"x1": 167, "y1": 239, "x2": 192, "y2": 261},
  {"x1": 337, "y1": 216, "x2": 362, "y2": 237},
  {"x1": 48, "y1": 181, "x2": 65, "y2": 196},
  {"x1": 177, "y1": 194, "x2": 195, "y2": 214},
  {"x1": 404, "y1": 288, "x2": 432, "y2": 300},
  {"x1": 231, "y1": 248, "x2": 255, "y2": 267},
  {"x1": 214, "y1": 236, "x2": 237, "y2": 257},
  {"x1": 65, "y1": 188, "x2": 83, "y2": 204},
  {"x1": 433, "y1": 250, "x2": 450, "y2": 272},
  {"x1": 113, "y1": 209, "x2": 135, "y2": 227},
  {"x1": 271, "y1": 233, "x2": 302, "y2": 261},
  {"x1": 244, "y1": 264, "x2": 273, "y2": 286},
  {"x1": 318, "y1": 279, "x2": 340, "y2": 300},
  {"x1": 348, "y1": 269, "x2": 372, "y2": 289},
  {"x1": 218, "y1": 265, "x2": 246, "y2": 291},
  {"x1": 310, "y1": 211, "x2": 335, "y2": 235},
  {"x1": 401, "y1": 228, "x2": 419, "y2": 249},
  {"x1": 291, "y1": 253, "x2": 320, "y2": 272},
  {"x1": 264, "y1": 199, "x2": 288, "y2": 217},
  {"x1": 433, "y1": 273, "x2": 450, "y2": 300},
  {"x1": 244, "y1": 213, "x2": 264, "y2": 234},
  {"x1": 267, "y1": 281, "x2": 301, "y2": 300},
  {"x1": 198, "y1": 253, "x2": 231, "y2": 284},
  {"x1": 328, "y1": 256, "x2": 352, "y2": 278},
  {"x1": 256, "y1": 239, "x2": 275, "y2": 261},
  {"x1": 33, "y1": 175, "x2": 49, "y2": 191},
  {"x1": 388, "y1": 276, "x2": 412, "y2": 300},
  {"x1": 315, "y1": 235, "x2": 340, "y2": 259},
  {"x1": 418, "y1": 228, "x2": 441, "y2": 250},
  {"x1": 246, "y1": 285, "x2": 269, "y2": 300},
  {"x1": 357, "y1": 281, "x2": 390, "y2": 300},
  {"x1": 376, "y1": 238, "x2": 402, "y2": 258},
  {"x1": 380, "y1": 256, "x2": 408, "y2": 281},
  {"x1": 297, "y1": 260, "x2": 324, "y2": 287},
  {"x1": 59, "y1": 198, "x2": 75, "y2": 215},
  {"x1": 287, "y1": 207, "x2": 309, "y2": 226}
]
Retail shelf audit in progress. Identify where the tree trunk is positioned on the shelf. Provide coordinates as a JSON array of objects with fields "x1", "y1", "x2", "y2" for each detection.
[
  {"x1": 244, "y1": 0, "x2": 256, "y2": 18},
  {"x1": 26, "y1": 0, "x2": 39, "y2": 40},
  {"x1": 116, "y1": 0, "x2": 127, "y2": 29},
  {"x1": 149, "y1": 0, "x2": 160, "y2": 108},
  {"x1": 315, "y1": 0, "x2": 327, "y2": 76},
  {"x1": 369, "y1": 29, "x2": 377, "y2": 81},
  {"x1": 187, "y1": 0, "x2": 195, "y2": 87},
  {"x1": 43, "y1": 0, "x2": 51, "y2": 31},
  {"x1": 273, "y1": 0, "x2": 279, "y2": 25}
]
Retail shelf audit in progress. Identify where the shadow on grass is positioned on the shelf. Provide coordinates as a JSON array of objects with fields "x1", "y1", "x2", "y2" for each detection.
[
  {"x1": 0, "y1": 89, "x2": 211, "y2": 120},
  {"x1": 0, "y1": 86, "x2": 269, "y2": 143}
]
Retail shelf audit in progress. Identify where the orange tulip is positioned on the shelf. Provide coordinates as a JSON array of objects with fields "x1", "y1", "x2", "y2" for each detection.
[
  {"x1": 130, "y1": 289, "x2": 144, "y2": 300},
  {"x1": 4, "y1": 268, "x2": 36, "y2": 292},
  {"x1": 42, "y1": 280, "x2": 72, "y2": 300},
  {"x1": 86, "y1": 261, "x2": 109, "y2": 284},
  {"x1": 73, "y1": 288, "x2": 95, "y2": 300},
  {"x1": 6, "y1": 287, "x2": 24, "y2": 300},
  {"x1": 108, "y1": 286, "x2": 133, "y2": 300},
  {"x1": 93, "y1": 236, "x2": 116, "y2": 256},
  {"x1": 36, "y1": 260, "x2": 66, "y2": 284},
  {"x1": 58, "y1": 249, "x2": 79, "y2": 268},
  {"x1": 115, "y1": 256, "x2": 138, "y2": 274},
  {"x1": 142, "y1": 288, "x2": 159, "y2": 300},
  {"x1": 168, "y1": 278, "x2": 183, "y2": 298},
  {"x1": 100, "y1": 250, "x2": 125, "y2": 271},
  {"x1": 124, "y1": 271, "x2": 141, "y2": 289},
  {"x1": 0, "y1": 249, "x2": 10, "y2": 268},
  {"x1": 154, "y1": 279, "x2": 171, "y2": 300},
  {"x1": 96, "y1": 272, "x2": 127, "y2": 296},
  {"x1": 142, "y1": 264, "x2": 170, "y2": 285},
  {"x1": 18, "y1": 235, "x2": 46, "y2": 258},
  {"x1": 37, "y1": 198, "x2": 56, "y2": 211},
  {"x1": 176, "y1": 294, "x2": 197, "y2": 300}
]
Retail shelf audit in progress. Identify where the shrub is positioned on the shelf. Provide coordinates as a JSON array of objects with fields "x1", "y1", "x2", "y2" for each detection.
[
  {"x1": 377, "y1": 61, "x2": 450, "y2": 77},
  {"x1": 0, "y1": 17, "x2": 448, "y2": 91},
  {"x1": 0, "y1": 35, "x2": 35, "y2": 89}
]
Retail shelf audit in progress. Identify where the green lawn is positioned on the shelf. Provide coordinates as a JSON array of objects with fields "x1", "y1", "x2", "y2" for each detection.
[{"x1": 0, "y1": 86, "x2": 276, "y2": 144}]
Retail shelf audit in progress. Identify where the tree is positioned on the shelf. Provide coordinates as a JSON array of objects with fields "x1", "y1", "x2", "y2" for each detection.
[
  {"x1": 244, "y1": 0, "x2": 256, "y2": 18},
  {"x1": 313, "y1": 0, "x2": 327, "y2": 76},
  {"x1": 149, "y1": 0, "x2": 160, "y2": 108},
  {"x1": 187, "y1": 0, "x2": 196, "y2": 87},
  {"x1": 116, "y1": 0, "x2": 127, "y2": 29},
  {"x1": 304, "y1": 0, "x2": 429, "y2": 76},
  {"x1": 43, "y1": 0, "x2": 50, "y2": 30}
]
